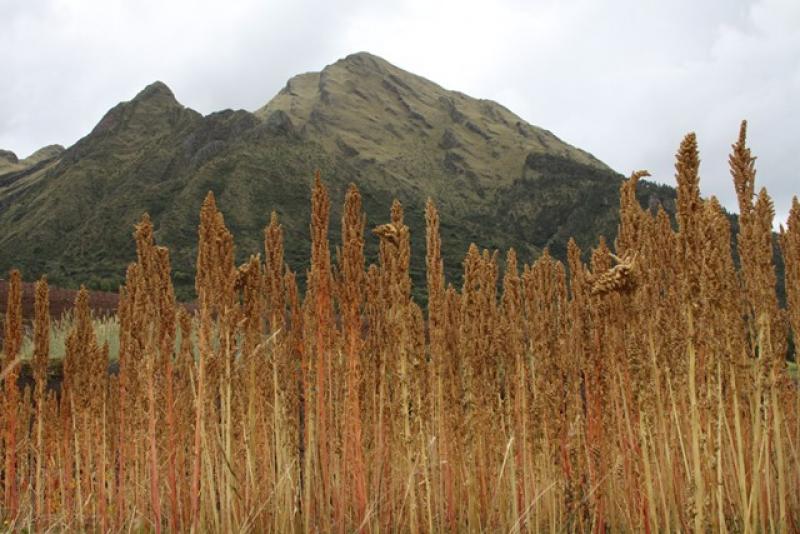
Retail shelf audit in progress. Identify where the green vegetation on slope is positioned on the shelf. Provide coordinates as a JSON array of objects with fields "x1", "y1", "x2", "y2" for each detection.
[{"x1": 0, "y1": 53, "x2": 677, "y2": 301}]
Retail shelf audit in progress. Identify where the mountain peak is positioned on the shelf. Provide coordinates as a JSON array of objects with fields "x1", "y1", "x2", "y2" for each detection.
[
  {"x1": 84, "y1": 80, "x2": 195, "y2": 141},
  {"x1": 258, "y1": 51, "x2": 607, "y2": 180},
  {"x1": 342, "y1": 51, "x2": 383, "y2": 61},
  {"x1": 335, "y1": 51, "x2": 391, "y2": 69},
  {"x1": 24, "y1": 144, "x2": 64, "y2": 163},
  {"x1": 0, "y1": 149, "x2": 19, "y2": 165},
  {"x1": 133, "y1": 81, "x2": 177, "y2": 103}
]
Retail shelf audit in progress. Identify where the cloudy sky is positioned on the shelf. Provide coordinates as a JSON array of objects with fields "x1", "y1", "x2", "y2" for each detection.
[{"x1": 2, "y1": 0, "x2": 798, "y2": 224}]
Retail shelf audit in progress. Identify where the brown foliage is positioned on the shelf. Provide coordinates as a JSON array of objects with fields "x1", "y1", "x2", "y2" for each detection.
[{"x1": 0, "y1": 124, "x2": 798, "y2": 532}]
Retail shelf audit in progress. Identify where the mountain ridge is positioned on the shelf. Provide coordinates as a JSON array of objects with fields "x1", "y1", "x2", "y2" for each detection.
[{"x1": 0, "y1": 52, "x2": 676, "y2": 299}]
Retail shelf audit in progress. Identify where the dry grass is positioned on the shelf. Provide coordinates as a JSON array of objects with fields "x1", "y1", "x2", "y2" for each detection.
[{"x1": 1, "y1": 122, "x2": 799, "y2": 532}]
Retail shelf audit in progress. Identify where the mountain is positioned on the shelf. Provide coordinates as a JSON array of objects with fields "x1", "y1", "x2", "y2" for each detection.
[
  {"x1": 0, "y1": 144, "x2": 64, "y2": 189},
  {"x1": 0, "y1": 52, "x2": 675, "y2": 300}
]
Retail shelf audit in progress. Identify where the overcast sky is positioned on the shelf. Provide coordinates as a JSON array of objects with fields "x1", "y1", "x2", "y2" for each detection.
[{"x1": 2, "y1": 0, "x2": 798, "y2": 224}]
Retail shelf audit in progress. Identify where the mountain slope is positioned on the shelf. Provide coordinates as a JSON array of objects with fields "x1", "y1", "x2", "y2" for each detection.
[
  {"x1": 0, "y1": 53, "x2": 675, "y2": 299},
  {"x1": 257, "y1": 52, "x2": 606, "y2": 192},
  {"x1": 0, "y1": 145, "x2": 64, "y2": 198}
]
